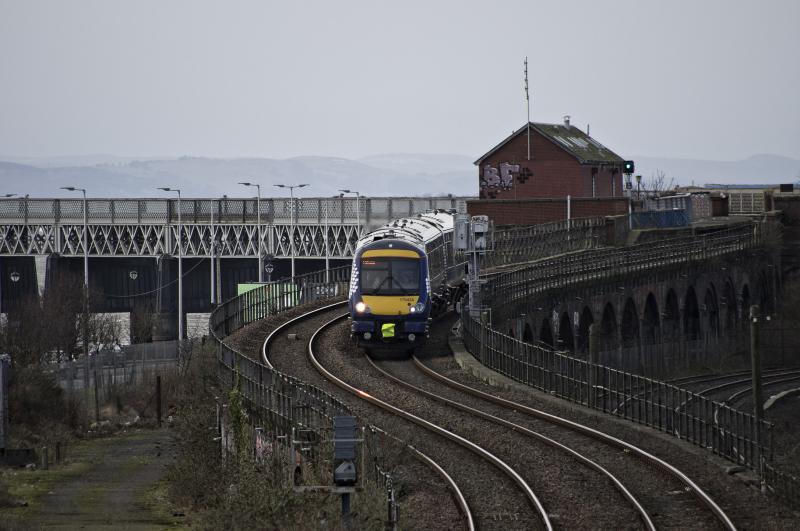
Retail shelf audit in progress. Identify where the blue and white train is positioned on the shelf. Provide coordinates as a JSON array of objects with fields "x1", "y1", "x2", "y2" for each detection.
[{"x1": 348, "y1": 211, "x2": 465, "y2": 353}]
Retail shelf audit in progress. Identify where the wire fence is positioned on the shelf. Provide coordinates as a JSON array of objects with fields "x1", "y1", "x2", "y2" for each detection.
[{"x1": 209, "y1": 264, "x2": 400, "y2": 524}]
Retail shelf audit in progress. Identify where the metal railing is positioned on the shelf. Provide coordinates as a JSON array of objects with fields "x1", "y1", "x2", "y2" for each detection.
[
  {"x1": 486, "y1": 216, "x2": 608, "y2": 269},
  {"x1": 208, "y1": 264, "x2": 399, "y2": 521},
  {"x1": 461, "y1": 312, "x2": 771, "y2": 469},
  {"x1": 483, "y1": 223, "x2": 760, "y2": 320},
  {"x1": 0, "y1": 196, "x2": 470, "y2": 225},
  {"x1": 467, "y1": 216, "x2": 800, "y2": 508}
]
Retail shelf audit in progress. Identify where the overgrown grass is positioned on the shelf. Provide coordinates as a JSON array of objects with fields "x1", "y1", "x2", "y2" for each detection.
[{"x1": 165, "y1": 344, "x2": 390, "y2": 529}]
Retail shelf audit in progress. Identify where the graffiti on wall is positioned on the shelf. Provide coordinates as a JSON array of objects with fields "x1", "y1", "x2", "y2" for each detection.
[{"x1": 480, "y1": 162, "x2": 519, "y2": 191}]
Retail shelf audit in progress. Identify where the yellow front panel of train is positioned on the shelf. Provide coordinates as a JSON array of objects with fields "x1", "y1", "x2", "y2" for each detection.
[{"x1": 362, "y1": 295, "x2": 419, "y2": 315}]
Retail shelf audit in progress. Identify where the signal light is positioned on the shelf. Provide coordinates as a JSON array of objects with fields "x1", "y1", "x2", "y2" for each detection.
[{"x1": 623, "y1": 160, "x2": 635, "y2": 174}]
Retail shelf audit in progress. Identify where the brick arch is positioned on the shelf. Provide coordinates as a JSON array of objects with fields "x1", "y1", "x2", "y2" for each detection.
[
  {"x1": 759, "y1": 269, "x2": 774, "y2": 316},
  {"x1": 723, "y1": 277, "x2": 737, "y2": 330},
  {"x1": 642, "y1": 293, "x2": 660, "y2": 345},
  {"x1": 684, "y1": 286, "x2": 702, "y2": 341},
  {"x1": 558, "y1": 311, "x2": 574, "y2": 352},
  {"x1": 741, "y1": 284, "x2": 751, "y2": 326},
  {"x1": 599, "y1": 302, "x2": 617, "y2": 355},
  {"x1": 540, "y1": 318, "x2": 554, "y2": 347},
  {"x1": 704, "y1": 283, "x2": 720, "y2": 339},
  {"x1": 576, "y1": 306, "x2": 594, "y2": 354},
  {"x1": 523, "y1": 322, "x2": 534, "y2": 342},
  {"x1": 663, "y1": 288, "x2": 681, "y2": 340},
  {"x1": 621, "y1": 298, "x2": 640, "y2": 348}
]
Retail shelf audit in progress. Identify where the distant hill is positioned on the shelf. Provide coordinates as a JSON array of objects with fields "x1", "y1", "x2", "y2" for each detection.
[
  {"x1": 1, "y1": 152, "x2": 798, "y2": 198},
  {"x1": 634, "y1": 154, "x2": 800, "y2": 187},
  {"x1": 0, "y1": 155, "x2": 477, "y2": 198}
]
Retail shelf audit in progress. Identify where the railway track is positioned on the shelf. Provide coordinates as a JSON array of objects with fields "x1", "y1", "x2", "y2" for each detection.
[
  {"x1": 280, "y1": 306, "x2": 733, "y2": 528},
  {"x1": 254, "y1": 303, "x2": 796, "y2": 529},
  {"x1": 263, "y1": 302, "x2": 539, "y2": 530},
  {"x1": 405, "y1": 349, "x2": 738, "y2": 530}
]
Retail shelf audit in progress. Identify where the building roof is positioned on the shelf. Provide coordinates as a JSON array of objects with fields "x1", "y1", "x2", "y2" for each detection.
[{"x1": 474, "y1": 122, "x2": 625, "y2": 166}]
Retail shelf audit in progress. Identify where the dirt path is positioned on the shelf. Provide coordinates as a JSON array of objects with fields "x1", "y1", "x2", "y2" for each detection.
[{"x1": 3, "y1": 429, "x2": 182, "y2": 530}]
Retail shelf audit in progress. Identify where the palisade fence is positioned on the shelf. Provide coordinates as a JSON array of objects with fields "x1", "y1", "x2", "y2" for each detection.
[
  {"x1": 467, "y1": 216, "x2": 800, "y2": 509},
  {"x1": 209, "y1": 265, "x2": 401, "y2": 523},
  {"x1": 54, "y1": 340, "x2": 185, "y2": 419}
]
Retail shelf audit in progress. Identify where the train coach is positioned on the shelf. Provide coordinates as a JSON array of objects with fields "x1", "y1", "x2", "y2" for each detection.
[{"x1": 348, "y1": 211, "x2": 465, "y2": 353}]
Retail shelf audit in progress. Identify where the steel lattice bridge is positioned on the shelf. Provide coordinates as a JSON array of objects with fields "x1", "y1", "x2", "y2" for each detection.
[{"x1": 0, "y1": 196, "x2": 470, "y2": 259}]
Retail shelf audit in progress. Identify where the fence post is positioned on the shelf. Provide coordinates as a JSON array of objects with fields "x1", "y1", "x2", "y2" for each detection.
[
  {"x1": 750, "y1": 305, "x2": 764, "y2": 481},
  {"x1": 589, "y1": 323, "x2": 599, "y2": 409},
  {"x1": 94, "y1": 370, "x2": 100, "y2": 422},
  {"x1": 156, "y1": 375, "x2": 162, "y2": 428}
]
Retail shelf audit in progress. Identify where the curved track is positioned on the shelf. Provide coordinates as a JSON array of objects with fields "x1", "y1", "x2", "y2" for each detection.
[
  {"x1": 410, "y1": 353, "x2": 737, "y2": 530},
  {"x1": 261, "y1": 303, "x2": 738, "y2": 529},
  {"x1": 364, "y1": 353, "x2": 656, "y2": 530},
  {"x1": 308, "y1": 314, "x2": 551, "y2": 530}
]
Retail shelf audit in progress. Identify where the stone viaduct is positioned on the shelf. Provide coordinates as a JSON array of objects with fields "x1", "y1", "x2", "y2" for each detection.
[{"x1": 487, "y1": 221, "x2": 780, "y2": 377}]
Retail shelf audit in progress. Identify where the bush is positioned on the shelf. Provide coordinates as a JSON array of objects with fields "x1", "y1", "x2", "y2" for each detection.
[{"x1": 8, "y1": 366, "x2": 86, "y2": 448}]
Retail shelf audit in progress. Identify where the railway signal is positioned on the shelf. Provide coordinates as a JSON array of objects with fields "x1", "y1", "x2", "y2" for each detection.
[{"x1": 623, "y1": 160, "x2": 635, "y2": 174}]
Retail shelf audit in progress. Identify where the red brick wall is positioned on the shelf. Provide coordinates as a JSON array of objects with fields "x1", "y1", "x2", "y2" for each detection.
[
  {"x1": 467, "y1": 197, "x2": 629, "y2": 226},
  {"x1": 478, "y1": 128, "x2": 624, "y2": 200}
]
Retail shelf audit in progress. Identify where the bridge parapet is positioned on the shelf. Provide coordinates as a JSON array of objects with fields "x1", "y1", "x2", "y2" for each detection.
[
  {"x1": 482, "y1": 222, "x2": 763, "y2": 318},
  {"x1": 0, "y1": 196, "x2": 470, "y2": 258}
]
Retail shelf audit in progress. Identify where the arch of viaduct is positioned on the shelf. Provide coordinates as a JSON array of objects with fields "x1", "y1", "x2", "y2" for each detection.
[{"x1": 499, "y1": 250, "x2": 779, "y2": 376}]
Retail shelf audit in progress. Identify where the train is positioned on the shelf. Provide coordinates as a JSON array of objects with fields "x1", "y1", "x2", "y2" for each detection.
[{"x1": 348, "y1": 210, "x2": 465, "y2": 353}]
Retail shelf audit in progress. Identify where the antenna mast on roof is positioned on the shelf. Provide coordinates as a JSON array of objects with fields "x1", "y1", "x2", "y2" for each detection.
[{"x1": 524, "y1": 57, "x2": 530, "y2": 160}]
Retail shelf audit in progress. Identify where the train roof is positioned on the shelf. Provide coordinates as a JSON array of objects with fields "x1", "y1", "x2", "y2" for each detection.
[{"x1": 356, "y1": 210, "x2": 455, "y2": 252}]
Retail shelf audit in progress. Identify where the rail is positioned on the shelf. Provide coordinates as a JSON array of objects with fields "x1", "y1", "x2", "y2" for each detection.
[
  {"x1": 209, "y1": 264, "x2": 399, "y2": 524},
  {"x1": 460, "y1": 312, "x2": 771, "y2": 470}
]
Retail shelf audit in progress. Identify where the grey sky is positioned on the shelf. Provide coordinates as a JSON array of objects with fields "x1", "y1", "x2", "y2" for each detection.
[{"x1": 1, "y1": 0, "x2": 798, "y2": 161}]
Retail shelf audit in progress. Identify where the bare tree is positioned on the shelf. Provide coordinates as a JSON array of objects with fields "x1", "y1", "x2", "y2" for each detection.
[{"x1": 643, "y1": 169, "x2": 677, "y2": 196}]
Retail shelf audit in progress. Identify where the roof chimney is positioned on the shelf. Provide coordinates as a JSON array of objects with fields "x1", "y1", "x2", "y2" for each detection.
[{"x1": 563, "y1": 115, "x2": 571, "y2": 128}]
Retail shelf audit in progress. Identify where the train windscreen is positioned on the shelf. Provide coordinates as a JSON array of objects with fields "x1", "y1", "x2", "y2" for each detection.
[{"x1": 360, "y1": 258, "x2": 420, "y2": 295}]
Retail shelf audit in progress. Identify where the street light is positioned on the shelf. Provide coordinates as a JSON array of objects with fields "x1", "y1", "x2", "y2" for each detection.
[
  {"x1": 0, "y1": 194, "x2": 18, "y2": 320},
  {"x1": 60, "y1": 186, "x2": 90, "y2": 389},
  {"x1": 339, "y1": 189, "x2": 361, "y2": 239},
  {"x1": 158, "y1": 187, "x2": 183, "y2": 341},
  {"x1": 239, "y1": 182, "x2": 264, "y2": 283},
  {"x1": 273, "y1": 183, "x2": 309, "y2": 278}
]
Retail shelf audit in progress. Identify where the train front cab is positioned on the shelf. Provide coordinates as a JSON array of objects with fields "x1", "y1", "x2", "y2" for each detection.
[{"x1": 349, "y1": 240, "x2": 431, "y2": 352}]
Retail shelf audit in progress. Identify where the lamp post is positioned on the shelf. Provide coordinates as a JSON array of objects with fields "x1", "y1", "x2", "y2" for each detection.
[
  {"x1": 339, "y1": 189, "x2": 361, "y2": 239},
  {"x1": 60, "y1": 186, "x2": 89, "y2": 392},
  {"x1": 323, "y1": 195, "x2": 340, "y2": 282},
  {"x1": 158, "y1": 187, "x2": 183, "y2": 341},
  {"x1": 239, "y1": 182, "x2": 263, "y2": 282},
  {"x1": 273, "y1": 184, "x2": 309, "y2": 279},
  {"x1": 0, "y1": 194, "x2": 17, "y2": 321},
  {"x1": 210, "y1": 198, "x2": 216, "y2": 306}
]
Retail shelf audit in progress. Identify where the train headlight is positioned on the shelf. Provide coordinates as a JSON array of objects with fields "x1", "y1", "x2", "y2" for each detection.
[
  {"x1": 355, "y1": 301, "x2": 368, "y2": 313},
  {"x1": 412, "y1": 302, "x2": 426, "y2": 313}
]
